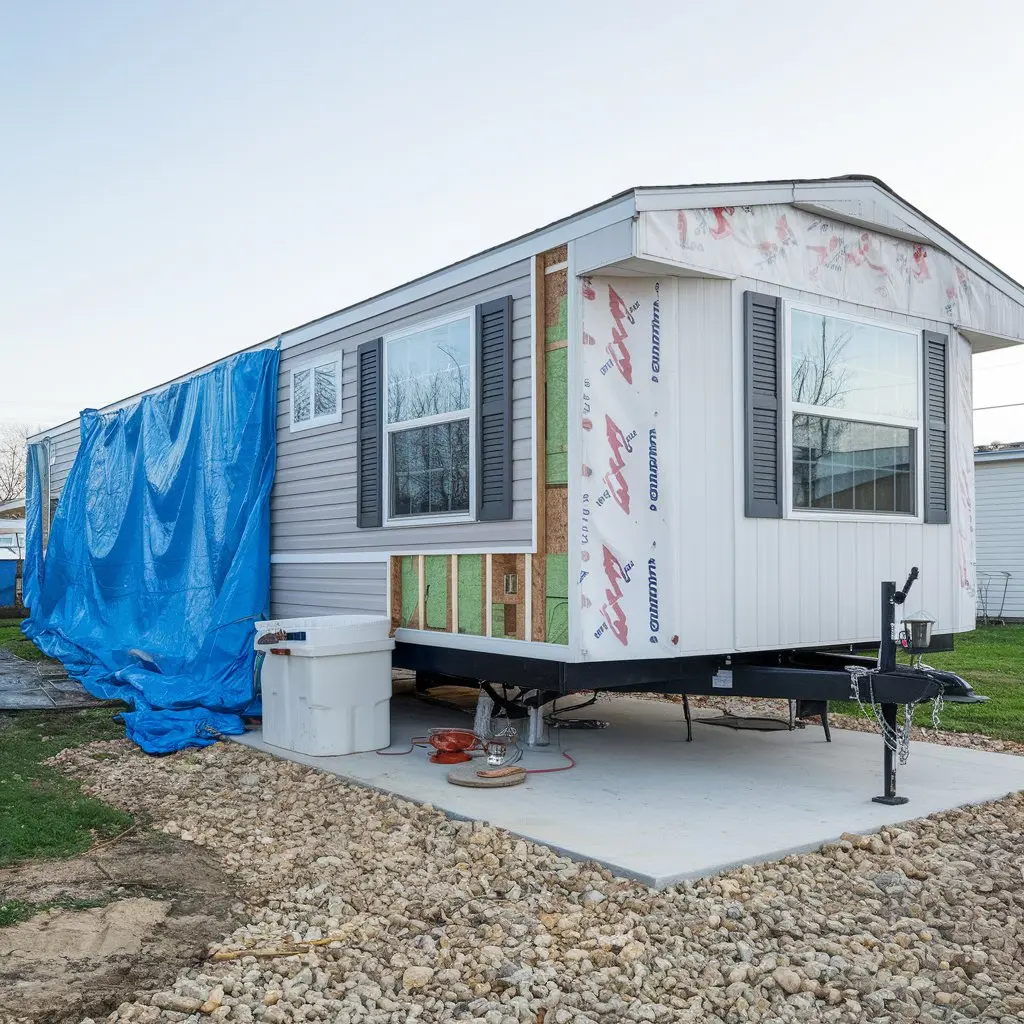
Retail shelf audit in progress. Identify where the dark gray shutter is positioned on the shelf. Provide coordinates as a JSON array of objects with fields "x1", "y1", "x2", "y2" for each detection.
[
  {"x1": 744, "y1": 291, "x2": 783, "y2": 518},
  {"x1": 476, "y1": 295, "x2": 513, "y2": 521},
  {"x1": 356, "y1": 338, "x2": 383, "y2": 528},
  {"x1": 922, "y1": 330, "x2": 949, "y2": 524}
]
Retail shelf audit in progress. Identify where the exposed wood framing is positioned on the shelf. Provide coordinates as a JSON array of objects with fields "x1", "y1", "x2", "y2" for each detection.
[
  {"x1": 389, "y1": 556, "x2": 401, "y2": 635},
  {"x1": 450, "y1": 555, "x2": 459, "y2": 635},
  {"x1": 416, "y1": 555, "x2": 426, "y2": 631},
  {"x1": 485, "y1": 554, "x2": 493, "y2": 638}
]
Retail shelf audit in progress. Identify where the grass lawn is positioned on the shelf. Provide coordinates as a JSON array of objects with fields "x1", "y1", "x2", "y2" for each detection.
[
  {"x1": 0, "y1": 619, "x2": 49, "y2": 661},
  {"x1": 835, "y1": 624, "x2": 1024, "y2": 743},
  {"x1": 0, "y1": 895, "x2": 110, "y2": 928},
  {"x1": 0, "y1": 708, "x2": 133, "y2": 868}
]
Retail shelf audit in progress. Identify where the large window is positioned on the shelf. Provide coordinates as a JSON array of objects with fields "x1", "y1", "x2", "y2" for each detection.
[
  {"x1": 385, "y1": 312, "x2": 473, "y2": 520},
  {"x1": 790, "y1": 309, "x2": 919, "y2": 516},
  {"x1": 290, "y1": 355, "x2": 341, "y2": 432}
]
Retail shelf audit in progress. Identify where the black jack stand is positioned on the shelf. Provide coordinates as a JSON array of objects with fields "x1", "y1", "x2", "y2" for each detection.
[{"x1": 871, "y1": 573, "x2": 916, "y2": 805}]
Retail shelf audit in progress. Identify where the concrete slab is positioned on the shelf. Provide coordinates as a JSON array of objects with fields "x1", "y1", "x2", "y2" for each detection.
[{"x1": 234, "y1": 693, "x2": 1024, "y2": 889}]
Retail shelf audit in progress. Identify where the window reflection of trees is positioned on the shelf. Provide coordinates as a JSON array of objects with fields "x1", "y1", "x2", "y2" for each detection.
[
  {"x1": 388, "y1": 340, "x2": 470, "y2": 423},
  {"x1": 391, "y1": 421, "x2": 470, "y2": 516},
  {"x1": 387, "y1": 325, "x2": 472, "y2": 517},
  {"x1": 314, "y1": 365, "x2": 336, "y2": 417}
]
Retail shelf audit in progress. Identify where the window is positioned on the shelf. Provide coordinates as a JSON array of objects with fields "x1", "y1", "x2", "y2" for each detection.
[
  {"x1": 384, "y1": 312, "x2": 474, "y2": 520},
  {"x1": 290, "y1": 356, "x2": 341, "y2": 431},
  {"x1": 789, "y1": 309, "x2": 919, "y2": 516}
]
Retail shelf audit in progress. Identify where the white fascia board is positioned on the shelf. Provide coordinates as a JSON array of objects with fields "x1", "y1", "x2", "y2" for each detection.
[
  {"x1": 974, "y1": 448, "x2": 1024, "y2": 463},
  {"x1": 270, "y1": 545, "x2": 537, "y2": 563},
  {"x1": 30, "y1": 194, "x2": 638, "y2": 441},
  {"x1": 960, "y1": 326, "x2": 1024, "y2": 351},
  {"x1": 790, "y1": 200, "x2": 933, "y2": 246},
  {"x1": 280, "y1": 194, "x2": 637, "y2": 350},
  {"x1": 394, "y1": 626, "x2": 577, "y2": 662}
]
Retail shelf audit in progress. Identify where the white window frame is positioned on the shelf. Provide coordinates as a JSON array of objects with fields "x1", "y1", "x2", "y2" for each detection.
[
  {"x1": 782, "y1": 300, "x2": 924, "y2": 524},
  {"x1": 289, "y1": 353, "x2": 343, "y2": 433},
  {"x1": 382, "y1": 307, "x2": 477, "y2": 527}
]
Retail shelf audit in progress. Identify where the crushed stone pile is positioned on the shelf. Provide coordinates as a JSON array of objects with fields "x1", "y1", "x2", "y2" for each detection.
[{"x1": 40, "y1": 739, "x2": 1024, "y2": 1024}]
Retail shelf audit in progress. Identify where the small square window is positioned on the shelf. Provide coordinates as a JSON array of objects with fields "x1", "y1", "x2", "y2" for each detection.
[{"x1": 290, "y1": 356, "x2": 342, "y2": 431}]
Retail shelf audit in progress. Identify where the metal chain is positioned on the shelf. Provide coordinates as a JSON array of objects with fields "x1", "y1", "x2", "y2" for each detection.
[{"x1": 846, "y1": 664, "x2": 943, "y2": 766}]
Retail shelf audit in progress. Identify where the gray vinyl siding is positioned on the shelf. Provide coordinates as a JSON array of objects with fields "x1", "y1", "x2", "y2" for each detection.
[
  {"x1": 41, "y1": 422, "x2": 82, "y2": 500},
  {"x1": 272, "y1": 259, "x2": 533, "y2": 555},
  {"x1": 974, "y1": 457, "x2": 1024, "y2": 619},
  {"x1": 270, "y1": 561, "x2": 388, "y2": 618}
]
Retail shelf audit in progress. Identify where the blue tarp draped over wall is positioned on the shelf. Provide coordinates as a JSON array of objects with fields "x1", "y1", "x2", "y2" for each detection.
[
  {"x1": 23, "y1": 441, "x2": 46, "y2": 611},
  {"x1": 23, "y1": 348, "x2": 279, "y2": 753},
  {"x1": 0, "y1": 562, "x2": 15, "y2": 606}
]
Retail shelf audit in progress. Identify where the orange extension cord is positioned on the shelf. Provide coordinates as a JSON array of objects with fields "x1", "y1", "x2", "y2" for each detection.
[{"x1": 376, "y1": 738, "x2": 576, "y2": 774}]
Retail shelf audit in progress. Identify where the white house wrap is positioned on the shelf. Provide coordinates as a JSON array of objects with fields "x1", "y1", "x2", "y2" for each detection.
[{"x1": 578, "y1": 276, "x2": 679, "y2": 659}]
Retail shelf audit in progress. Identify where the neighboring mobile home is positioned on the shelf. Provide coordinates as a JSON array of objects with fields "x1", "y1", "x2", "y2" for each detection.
[
  {"x1": 27, "y1": 177, "x2": 1024, "y2": 692},
  {"x1": 974, "y1": 442, "x2": 1024, "y2": 620}
]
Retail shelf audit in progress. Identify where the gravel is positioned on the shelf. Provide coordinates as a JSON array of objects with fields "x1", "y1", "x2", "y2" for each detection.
[{"x1": 47, "y1": 738, "x2": 1024, "y2": 1024}]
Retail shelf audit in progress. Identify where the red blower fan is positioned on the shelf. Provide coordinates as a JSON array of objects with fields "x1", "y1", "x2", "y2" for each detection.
[{"x1": 426, "y1": 727, "x2": 479, "y2": 764}]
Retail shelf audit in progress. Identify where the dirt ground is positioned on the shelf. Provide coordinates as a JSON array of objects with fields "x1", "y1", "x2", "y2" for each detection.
[{"x1": 0, "y1": 831, "x2": 237, "y2": 1024}]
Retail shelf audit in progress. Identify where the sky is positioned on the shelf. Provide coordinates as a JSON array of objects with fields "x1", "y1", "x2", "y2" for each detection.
[{"x1": 2, "y1": 0, "x2": 1024, "y2": 443}]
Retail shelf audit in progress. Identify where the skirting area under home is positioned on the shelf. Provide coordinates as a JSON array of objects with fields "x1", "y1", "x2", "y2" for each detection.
[{"x1": 233, "y1": 692, "x2": 1024, "y2": 889}]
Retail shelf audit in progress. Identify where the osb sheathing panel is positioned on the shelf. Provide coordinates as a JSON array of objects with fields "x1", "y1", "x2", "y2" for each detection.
[
  {"x1": 531, "y1": 556, "x2": 547, "y2": 643},
  {"x1": 543, "y1": 244, "x2": 568, "y2": 268},
  {"x1": 489, "y1": 553, "x2": 517, "y2": 640},
  {"x1": 545, "y1": 486, "x2": 568, "y2": 554},
  {"x1": 515, "y1": 554, "x2": 527, "y2": 640},
  {"x1": 389, "y1": 557, "x2": 402, "y2": 636},
  {"x1": 544, "y1": 268, "x2": 568, "y2": 346}
]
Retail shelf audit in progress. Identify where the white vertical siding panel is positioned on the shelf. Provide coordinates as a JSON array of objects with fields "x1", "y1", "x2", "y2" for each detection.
[
  {"x1": 704, "y1": 280, "x2": 736, "y2": 652},
  {"x1": 817, "y1": 521, "x2": 840, "y2": 643},
  {"x1": 676, "y1": 277, "x2": 735, "y2": 654},
  {"x1": 755, "y1": 518, "x2": 781, "y2": 646},
  {"x1": 854, "y1": 523, "x2": 875, "y2": 637},
  {"x1": 974, "y1": 458, "x2": 1024, "y2": 619},
  {"x1": 777, "y1": 521, "x2": 802, "y2": 644},
  {"x1": 836, "y1": 525, "x2": 857, "y2": 639}
]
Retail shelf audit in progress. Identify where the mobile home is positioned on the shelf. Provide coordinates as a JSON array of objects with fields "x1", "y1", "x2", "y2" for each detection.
[{"x1": 28, "y1": 177, "x2": 1024, "y2": 701}]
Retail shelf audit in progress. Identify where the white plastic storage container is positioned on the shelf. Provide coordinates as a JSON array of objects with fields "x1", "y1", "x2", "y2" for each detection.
[{"x1": 254, "y1": 614, "x2": 394, "y2": 756}]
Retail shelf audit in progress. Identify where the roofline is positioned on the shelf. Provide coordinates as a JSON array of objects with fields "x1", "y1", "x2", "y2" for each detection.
[
  {"x1": 975, "y1": 446, "x2": 1024, "y2": 462},
  {"x1": 30, "y1": 188, "x2": 638, "y2": 441},
  {"x1": 630, "y1": 175, "x2": 1024, "y2": 307},
  {"x1": 29, "y1": 174, "x2": 1024, "y2": 440}
]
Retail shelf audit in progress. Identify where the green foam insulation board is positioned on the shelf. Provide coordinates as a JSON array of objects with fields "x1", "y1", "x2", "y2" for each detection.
[
  {"x1": 545, "y1": 553, "x2": 569, "y2": 645},
  {"x1": 400, "y1": 556, "x2": 418, "y2": 628},
  {"x1": 545, "y1": 295, "x2": 568, "y2": 344},
  {"x1": 546, "y1": 347, "x2": 568, "y2": 485},
  {"x1": 491, "y1": 602, "x2": 519, "y2": 639},
  {"x1": 457, "y1": 555, "x2": 484, "y2": 636},
  {"x1": 424, "y1": 555, "x2": 448, "y2": 630}
]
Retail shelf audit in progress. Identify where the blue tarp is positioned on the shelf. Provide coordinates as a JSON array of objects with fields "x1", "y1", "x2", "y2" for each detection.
[
  {"x1": 0, "y1": 561, "x2": 15, "y2": 606},
  {"x1": 23, "y1": 348, "x2": 279, "y2": 753},
  {"x1": 23, "y1": 441, "x2": 46, "y2": 611}
]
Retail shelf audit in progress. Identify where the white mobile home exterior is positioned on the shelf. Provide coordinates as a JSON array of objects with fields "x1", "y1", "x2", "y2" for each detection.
[
  {"x1": 974, "y1": 444, "x2": 1024, "y2": 620},
  {"x1": 29, "y1": 177, "x2": 1024, "y2": 676}
]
